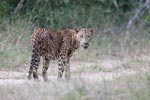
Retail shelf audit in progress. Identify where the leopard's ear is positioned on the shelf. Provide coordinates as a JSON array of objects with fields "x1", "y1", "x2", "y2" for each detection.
[
  {"x1": 75, "y1": 28, "x2": 80, "y2": 33},
  {"x1": 89, "y1": 28, "x2": 94, "y2": 33}
]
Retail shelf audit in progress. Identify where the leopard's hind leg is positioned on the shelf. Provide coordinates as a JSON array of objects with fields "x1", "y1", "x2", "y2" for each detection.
[
  {"x1": 42, "y1": 55, "x2": 50, "y2": 81},
  {"x1": 28, "y1": 44, "x2": 40, "y2": 80}
]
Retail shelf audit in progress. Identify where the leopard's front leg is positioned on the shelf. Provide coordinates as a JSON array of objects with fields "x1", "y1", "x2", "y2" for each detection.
[
  {"x1": 57, "y1": 46, "x2": 70, "y2": 80},
  {"x1": 57, "y1": 36, "x2": 72, "y2": 80},
  {"x1": 65, "y1": 60, "x2": 70, "y2": 81},
  {"x1": 58, "y1": 53, "x2": 70, "y2": 80},
  {"x1": 58, "y1": 51, "x2": 65, "y2": 79}
]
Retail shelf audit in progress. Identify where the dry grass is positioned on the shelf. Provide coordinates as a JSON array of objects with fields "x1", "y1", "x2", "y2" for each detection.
[
  {"x1": 0, "y1": 50, "x2": 150, "y2": 100},
  {"x1": 0, "y1": 72, "x2": 149, "y2": 100}
]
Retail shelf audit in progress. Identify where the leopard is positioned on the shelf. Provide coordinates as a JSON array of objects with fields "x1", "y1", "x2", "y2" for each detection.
[{"x1": 28, "y1": 28, "x2": 94, "y2": 81}]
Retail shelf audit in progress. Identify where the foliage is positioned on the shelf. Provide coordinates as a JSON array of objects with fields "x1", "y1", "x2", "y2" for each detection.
[{"x1": 0, "y1": 0, "x2": 145, "y2": 29}]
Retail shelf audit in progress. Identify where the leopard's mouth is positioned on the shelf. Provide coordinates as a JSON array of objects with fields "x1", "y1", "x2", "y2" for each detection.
[{"x1": 82, "y1": 43, "x2": 89, "y2": 49}]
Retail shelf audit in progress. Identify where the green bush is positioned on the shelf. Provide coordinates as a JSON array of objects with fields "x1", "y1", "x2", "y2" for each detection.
[{"x1": 0, "y1": 0, "x2": 142, "y2": 28}]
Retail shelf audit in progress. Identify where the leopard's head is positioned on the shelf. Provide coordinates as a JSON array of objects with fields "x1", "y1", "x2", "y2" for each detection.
[{"x1": 76, "y1": 28, "x2": 94, "y2": 49}]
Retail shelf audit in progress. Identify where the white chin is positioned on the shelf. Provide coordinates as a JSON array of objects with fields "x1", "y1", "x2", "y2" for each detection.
[{"x1": 79, "y1": 46, "x2": 84, "y2": 50}]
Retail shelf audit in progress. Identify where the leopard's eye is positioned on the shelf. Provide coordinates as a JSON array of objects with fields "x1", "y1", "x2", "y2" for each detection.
[{"x1": 87, "y1": 35, "x2": 90, "y2": 38}]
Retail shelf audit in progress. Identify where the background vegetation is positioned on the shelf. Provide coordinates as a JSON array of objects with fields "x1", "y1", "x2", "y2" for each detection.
[
  {"x1": 0, "y1": 0, "x2": 150, "y2": 100},
  {"x1": 1, "y1": 0, "x2": 150, "y2": 28},
  {"x1": 1, "y1": 0, "x2": 150, "y2": 69}
]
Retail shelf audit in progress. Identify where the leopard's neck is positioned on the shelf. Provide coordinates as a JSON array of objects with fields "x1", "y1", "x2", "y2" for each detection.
[{"x1": 71, "y1": 32, "x2": 79, "y2": 50}]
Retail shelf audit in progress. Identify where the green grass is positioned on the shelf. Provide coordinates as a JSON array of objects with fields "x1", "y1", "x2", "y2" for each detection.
[{"x1": 146, "y1": 73, "x2": 150, "y2": 90}]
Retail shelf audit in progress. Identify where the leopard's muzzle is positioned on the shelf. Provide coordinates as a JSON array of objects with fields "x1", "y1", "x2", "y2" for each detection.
[{"x1": 82, "y1": 43, "x2": 89, "y2": 49}]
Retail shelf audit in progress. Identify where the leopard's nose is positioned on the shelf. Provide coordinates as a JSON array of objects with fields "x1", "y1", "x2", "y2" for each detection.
[
  {"x1": 84, "y1": 43, "x2": 89, "y2": 46},
  {"x1": 83, "y1": 43, "x2": 89, "y2": 49}
]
